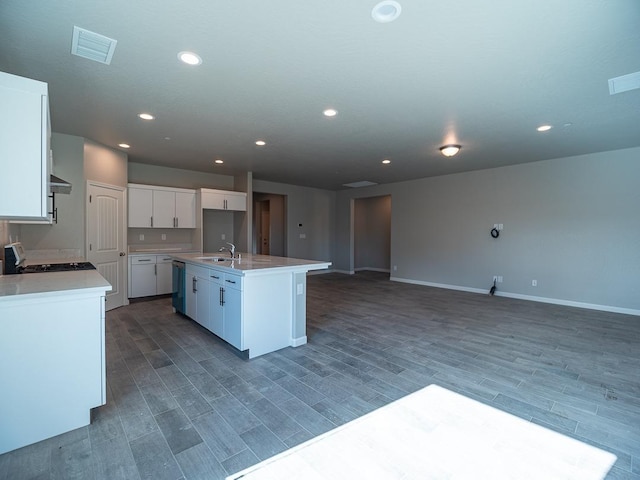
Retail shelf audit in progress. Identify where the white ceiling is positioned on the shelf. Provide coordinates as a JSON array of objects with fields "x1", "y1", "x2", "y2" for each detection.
[{"x1": 1, "y1": 1, "x2": 639, "y2": 190}]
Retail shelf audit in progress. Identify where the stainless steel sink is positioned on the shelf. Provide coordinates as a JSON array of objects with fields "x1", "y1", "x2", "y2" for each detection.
[{"x1": 195, "y1": 256, "x2": 228, "y2": 262}]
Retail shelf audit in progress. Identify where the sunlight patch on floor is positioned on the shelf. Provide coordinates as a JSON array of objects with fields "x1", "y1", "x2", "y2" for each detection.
[{"x1": 228, "y1": 384, "x2": 617, "y2": 479}]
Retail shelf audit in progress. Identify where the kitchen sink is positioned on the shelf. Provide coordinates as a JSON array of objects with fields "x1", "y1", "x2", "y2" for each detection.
[{"x1": 195, "y1": 256, "x2": 229, "y2": 262}]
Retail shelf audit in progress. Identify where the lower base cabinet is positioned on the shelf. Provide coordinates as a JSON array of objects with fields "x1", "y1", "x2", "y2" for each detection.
[
  {"x1": 185, "y1": 264, "x2": 243, "y2": 349},
  {"x1": 129, "y1": 255, "x2": 173, "y2": 298}
]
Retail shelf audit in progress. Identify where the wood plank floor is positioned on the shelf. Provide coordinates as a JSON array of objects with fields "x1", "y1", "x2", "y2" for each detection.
[{"x1": 1, "y1": 271, "x2": 638, "y2": 479}]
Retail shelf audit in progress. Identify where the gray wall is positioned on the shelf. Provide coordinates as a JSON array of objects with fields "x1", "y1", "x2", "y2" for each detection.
[
  {"x1": 128, "y1": 162, "x2": 233, "y2": 190},
  {"x1": 18, "y1": 134, "x2": 128, "y2": 257},
  {"x1": 354, "y1": 195, "x2": 391, "y2": 271},
  {"x1": 202, "y1": 210, "x2": 235, "y2": 253},
  {"x1": 252, "y1": 180, "x2": 335, "y2": 261},
  {"x1": 335, "y1": 147, "x2": 640, "y2": 313},
  {"x1": 19, "y1": 133, "x2": 86, "y2": 252}
]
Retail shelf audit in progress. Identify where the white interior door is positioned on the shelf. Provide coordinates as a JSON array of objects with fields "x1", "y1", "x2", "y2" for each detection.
[{"x1": 86, "y1": 182, "x2": 126, "y2": 310}]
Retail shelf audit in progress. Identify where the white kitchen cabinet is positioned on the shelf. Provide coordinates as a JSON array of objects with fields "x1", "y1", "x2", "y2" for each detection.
[
  {"x1": 200, "y1": 188, "x2": 247, "y2": 211},
  {"x1": 156, "y1": 256, "x2": 173, "y2": 295},
  {"x1": 128, "y1": 255, "x2": 175, "y2": 298},
  {"x1": 0, "y1": 71, "x2": 50, "y2": 221},
  {"x1": 209, "y1": 271, "x2": 224, "y2": 337},
  {"x1": 185, "y1": 263, "x2": 212, "y2": 328},
  {"x1": 128, "y1": 184, "x2": 196, "y2": 228},
  {"x1": 128, "y1": 187, "x2": 153, "y2": 227},
  {"x1": 0, "y1": 274, "x2": 110, "y2": 454},
  {"x1": 222, "y1": 275, "x2": 243, "y2": 350}
]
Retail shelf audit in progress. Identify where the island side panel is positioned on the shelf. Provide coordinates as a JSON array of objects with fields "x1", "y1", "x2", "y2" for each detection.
[
  {"x1": 243, "y1": 272, "x2": 293, "y2": 359},
  {"x1": 0, "y1": 292, "x2": 105, "y2": 454},
  {"x1": 291, "y1": 271, "x2": 307, "y2": 347}
]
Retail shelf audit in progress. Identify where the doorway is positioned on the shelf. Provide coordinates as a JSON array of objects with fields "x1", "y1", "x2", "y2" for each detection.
[
  {"x1": 253, "y1": 193, "x2": 286, "y2": 256},
  {"x1": 353, "y1": 195, "x2": 391, "y2": 274}
]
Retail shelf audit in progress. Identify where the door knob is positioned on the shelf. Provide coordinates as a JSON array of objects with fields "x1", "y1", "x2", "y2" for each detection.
[{"x1": 119, "y1": 252, "x2": 126, "y2": 256}]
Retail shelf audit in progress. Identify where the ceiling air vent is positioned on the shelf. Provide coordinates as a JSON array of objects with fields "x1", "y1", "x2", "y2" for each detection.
[
  {"x1": 71, "y1": 26, "x2": 117, "y2": 65},
  {"x1": 343, "y1": 181, "x2": 378, "y2": 188},
  {"x1": 608, "y1": 71, "x2": 640, "y2": 95}
]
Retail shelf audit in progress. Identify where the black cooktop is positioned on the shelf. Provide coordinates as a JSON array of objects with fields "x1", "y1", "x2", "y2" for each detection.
[{"x1": 21, "y1": 262, "x2": 96, "y2": 273}]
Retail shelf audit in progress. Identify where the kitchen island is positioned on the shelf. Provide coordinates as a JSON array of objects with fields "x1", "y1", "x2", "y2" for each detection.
[
  {"x1": 172, "y1": 253, "x2": 331, "y2": 358},
  {"x1": 0, "y1": 270, "x2": 111, "y2": 454}
]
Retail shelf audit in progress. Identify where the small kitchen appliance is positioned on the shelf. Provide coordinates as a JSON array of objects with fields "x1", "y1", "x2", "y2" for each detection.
[{"x1": 3, "y1": 242, "x2": 26, "y2": 274}]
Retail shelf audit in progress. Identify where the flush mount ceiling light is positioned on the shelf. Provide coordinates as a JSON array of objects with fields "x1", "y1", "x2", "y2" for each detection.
[
  {"x1": 178, "y1": 51, "x2": 202, "y2": 66},
  {"x1": 440, "y1": 145, "x2": 461, "y2": 157},
  {"x1": 323, "y1": 108, "x2": 338, "y2": 117},
  {"x1": 118, "y1": 143, "x2": 130, "y2": 149},
  {"x1": 382, "y1": 159, "x2": 391, "y2": 164},
  {"x1": 372, "y1": 1, "x2": 402, "y2": 23},
  {"x1": 138, "y1": 113, "x2": 155, "y2": 120},
  {"x1": 214, "y1": 159, "x2": 224, "y2": 164},
  {"x1": 255, "y1": 140, "x2": 266, "y2": 146},
  {"x1": 537, "y1": 125, "x2": 553, "y2": 132}
]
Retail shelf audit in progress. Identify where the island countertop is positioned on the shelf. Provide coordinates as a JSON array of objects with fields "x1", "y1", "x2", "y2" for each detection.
[{"x1": 171, "y1": 252, "x2": 331, "y2": 275}]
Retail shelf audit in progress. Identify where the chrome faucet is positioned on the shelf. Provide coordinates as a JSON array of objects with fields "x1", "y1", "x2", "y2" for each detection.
[{"x1": 219, "y1": 242, "x2": 236, "y2": 258}]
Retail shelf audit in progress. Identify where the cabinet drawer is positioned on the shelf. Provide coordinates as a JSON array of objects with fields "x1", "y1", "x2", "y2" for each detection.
[
  {"x1": 223, "y1": 274, "x2": 243, "y2": 291},
  {"x1": 186, "y1": 263, "x2": 210, "y2": 279},
  {"x1": 156, "y1": 256, "x2": 174, "y2": 264},
  {"x1": 131, "y1": 256, "x2": 156, "y2": 265}
]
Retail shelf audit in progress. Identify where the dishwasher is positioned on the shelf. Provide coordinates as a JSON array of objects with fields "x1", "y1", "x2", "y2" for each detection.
[{"x1": 171, "y1": 260, "x2": 186, "y2": 314}]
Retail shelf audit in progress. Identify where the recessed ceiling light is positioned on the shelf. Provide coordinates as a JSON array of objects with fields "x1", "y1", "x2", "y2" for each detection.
[
  {"x1": 323, "y1": 108, "x2": 338, "y2": 117},
  {"x1": 537, "y1": 125, "x2": 552, "y2": 132},
  {"x1": 118, "y1": 143, "x2": 130, "y2": 149},
  {"x1": 138, "y1": 113, "x2": 155, "y2": 120},
  {"x1": 439, "y1": 145, "x2": 461, "y2": 157},
  {"x1": 255, "y1": 140, "x2": 266, "y2": 146},
  {"x1": 214, "y1": 159, "x2": 224, "y2": 164},
  {"x1": 178, "y1": 51, "x2": 202, "y2": 66},
  {"x1": 372, "y1": 1, "x2": 402, "y2": 23},
  {"x1": 382, "y1": 159, "x2": 391, "y2": 164}
]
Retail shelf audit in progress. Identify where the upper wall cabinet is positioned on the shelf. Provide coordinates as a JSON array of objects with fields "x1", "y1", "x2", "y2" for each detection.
[
  {"x1": 200, "y1": 188, "x2": 247, "y2": 211},
  {"x1": 128, "y1": 184, "x2": 196, "y2": 228},
  {"x1": 0, "y1": 71, "x2": 50, "y2": 221}
]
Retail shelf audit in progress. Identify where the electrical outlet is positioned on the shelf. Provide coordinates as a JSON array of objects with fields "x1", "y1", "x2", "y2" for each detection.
[
  {"x1": 139, "y1": 234, "x2": 144, "y2": 241},
  {"x1": 532, "y1": 279, "x2": 537, "y2": 287},
  {"x1": 221, "y1": 234, "x2": 226, "y2": 240},
  {"x1": 296, "y1": 284, "x2": 304, "y2": 295},
  {"x1": 498, "y1": 276, "x2": 503, "y2": 283},
  {"x1": 493, "y1": 275, "x2": 498, "y2": 283},
  {"x1": 299, "y1": 233, "x2": 306, "y2": 239},
  {"x1": 161, "y1": 234, "x2": 166, "y2": 240},
  {"x1": 499, "y1": 223, "x2": 504, "y2": 230},
  {"x1": 393, "y1": 265, "x2": 397, "y2": 271}
]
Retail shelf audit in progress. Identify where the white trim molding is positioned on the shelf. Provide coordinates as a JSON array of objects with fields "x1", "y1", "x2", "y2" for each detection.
[{"x1": 390, "y1": 277, "x2": 640, "y2": 317}]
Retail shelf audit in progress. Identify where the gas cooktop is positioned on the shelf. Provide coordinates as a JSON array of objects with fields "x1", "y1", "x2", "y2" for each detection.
[{"x1": 21, "y1": 262, "x2": 96, "y2": 273}]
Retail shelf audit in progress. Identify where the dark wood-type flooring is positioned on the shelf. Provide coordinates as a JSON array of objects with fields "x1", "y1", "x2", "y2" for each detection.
[{"x1": 1, "y1": 271, "x2": 638, "y2": 479}]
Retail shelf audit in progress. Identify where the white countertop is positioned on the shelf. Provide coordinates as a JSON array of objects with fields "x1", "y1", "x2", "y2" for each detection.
[
  {"x1": 172, "y1": 252, "x2": 331, "y2": 275},
  {"x1": 0, "y1": 270, "x2": 112, "y2": 299}
]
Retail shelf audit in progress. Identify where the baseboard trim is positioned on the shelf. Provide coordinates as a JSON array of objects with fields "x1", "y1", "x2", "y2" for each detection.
[
  {"x1": 355, "y1": 267, "x2": 391, "y2": 273},
  {"x1": 331, "y1": 269, "x2": 355, "y2": 275},
  {"x1": 291, "y1": 336, "x2": 307, "y2": 347},
  {"x1": 389, "y1": 277, "x2": 640, "y2": 317}
]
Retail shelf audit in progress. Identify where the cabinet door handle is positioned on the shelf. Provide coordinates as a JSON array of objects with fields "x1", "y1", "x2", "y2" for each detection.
[
  {"x1": 175, "y1": 217, "x2": 179, "y2": 228},
  {"x1": 220, "y1": 287, "x2": 225, "y2": 306},
  {"x1": 193, "y1": 277, "x2": 197, "y2": 293},
  {"x1": 211, "y1": 275, "x2": 220, "y2": 279},
  {"x1": 138, "y1": 259, "x2": 152, "y2": 262},
  {"x1": 154, "y1": 264, "x2": 157, "y2": 275},
  {"x1": 150, "y1": 216, "x2": 153, "y2": 227},
  {"x1": 225, "y1": 279, "x2": 236, "y2": 284}
]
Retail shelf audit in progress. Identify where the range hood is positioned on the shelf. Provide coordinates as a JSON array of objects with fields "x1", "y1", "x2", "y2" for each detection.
[{"x1": 50, "y1": 174, "x2": 72, "y2": 195}]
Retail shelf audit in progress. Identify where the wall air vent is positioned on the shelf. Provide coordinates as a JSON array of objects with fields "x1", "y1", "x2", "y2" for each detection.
[
  {"x1": 343, "y1": 181, "x2": 378, "y2": 188},
  {"x1": 71, "y1": 26, "x2": 117, "y2": 65},
  {"x1": 608, "y1": 71, "x2": 640, "y2": 95}
]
